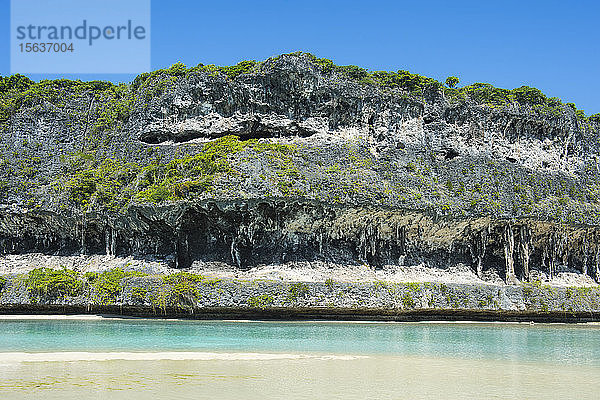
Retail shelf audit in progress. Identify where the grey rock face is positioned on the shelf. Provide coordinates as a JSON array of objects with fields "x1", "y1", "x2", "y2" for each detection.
[
  {"x1": 1, "y1": 52, "x2": 600, "y2": 284},
  {"x1": 1, "y1": 273, "x2": 599, "y2": 322}
]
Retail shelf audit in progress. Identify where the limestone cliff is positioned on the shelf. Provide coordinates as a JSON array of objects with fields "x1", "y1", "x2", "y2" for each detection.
[{"x1": 1, "y1": 52, "x2": 600, "y2": 285}]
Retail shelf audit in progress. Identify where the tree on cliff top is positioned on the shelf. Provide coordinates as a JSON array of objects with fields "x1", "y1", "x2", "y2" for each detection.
[{"x1": 445, "y1": 76, "x2": 459, "y2": 88}]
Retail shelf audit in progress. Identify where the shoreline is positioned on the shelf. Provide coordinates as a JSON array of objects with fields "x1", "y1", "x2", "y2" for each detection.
[
  {"x1": 0, "y1": 351, "x2": 366, "y2": 362},
  {"x1": 1, "y1": 313, "x2": 600, "y2": 326}
]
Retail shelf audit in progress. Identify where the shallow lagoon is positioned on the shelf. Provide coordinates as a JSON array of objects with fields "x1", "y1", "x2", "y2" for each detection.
[{"x1": 1, "y1": 317, "x2": 599, "y2": 399}]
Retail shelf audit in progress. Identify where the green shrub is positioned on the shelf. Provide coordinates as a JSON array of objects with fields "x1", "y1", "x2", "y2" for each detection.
[
  {"x1": 0, "y1": 74, "x2": 34, "y2": 94},
  {"x1": 27, "y1": 268, "x2": 83, "y2": 300},
  {"x1": 512, "y1": 86, "x2": 546, "y2": 105},
  {"x1": 132, "y1": 62, "x2": 188, "y2": 91},
  {"x1": 248, "y1": 294, "x2": 274, "y2": 309},
  {"x1": 402, "y1": 292, "x2": 416, "y2": 309},
  {"x1": 287, "y1": 282, "x2": 309, "y2": 301},
  {"x1": 0, "y1": 77, "x2": 119, "y2": 124},
  {"x1": 218, "y1": 60, "x2": 258, "y2": 79},
  {"x1": 303, "y1": 53, "x2": 441, "y2": 95},
  {"x1": 162, "y1": 272, "x2": 203, "y2": 308},
  {"x1": 461, "y1": 83, "x2": 512, "y2": 106},
  {"x1": 130, "y1": 286, "x2": 148, "y2": 303},
  {"x1": 85, "y1": 268, "x2": 145, "y2": 305},
  {"x1": 445, "y1": 76, "x2": 459, "y2": 88},
  {"x1": 63, "y1": 155, "x2": 140, "y2": 210},
  {"x1": 336, "y1": 65, "x2": 369, "y2": 80},
  {"x1": 368, "y1": 70, "x2": 441, "y2": 95},
  {"x1": 134, "y1": 135, "x2": 245, "y2": 203}
]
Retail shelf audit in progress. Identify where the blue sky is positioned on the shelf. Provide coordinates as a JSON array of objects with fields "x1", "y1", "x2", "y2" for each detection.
[{"x1": 1, "y1": 0, "x2": 599, "y2": 113}]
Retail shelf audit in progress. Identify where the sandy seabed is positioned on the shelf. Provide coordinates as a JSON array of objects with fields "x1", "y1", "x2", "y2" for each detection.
[{"x1": 0, "y1": 352, "x2": 598, "y2": 400}]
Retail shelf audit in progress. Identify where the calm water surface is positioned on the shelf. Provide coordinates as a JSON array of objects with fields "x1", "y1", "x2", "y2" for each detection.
[
  {"x1": 0, "y1": 318, "x2": 599, "y2": 399},
  {"x1": 1, "y1": 319, "x2": 599, "y2": 364}
]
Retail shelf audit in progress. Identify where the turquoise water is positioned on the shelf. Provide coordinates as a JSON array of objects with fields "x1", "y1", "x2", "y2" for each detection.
[{"x1": 1, "y1": 319, "x2": 599, "y2": 365}]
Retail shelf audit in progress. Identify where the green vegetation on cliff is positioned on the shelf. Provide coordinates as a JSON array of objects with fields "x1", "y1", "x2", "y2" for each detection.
[
  {"x1": 0, "y1": 74, "x2": 129, "y2": 127},
  {"x1": 2, "y1": 52, "x2": 595, "y2": 129},
  {"x1": 1, "y1": 52, "x2": 599, "y2": 227},
  {"x1": 58, "y1": 135, "x2": 298, "y2": 210},
  {"x1": 26, "y1": 268, "x2": 83, "y2": 301},
  {"x1": 297, "y1": 52, "x2": 589, "y2": 117},
  {"x1": 85, "y1": 268, "x2": 146, "y2": 305}
]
